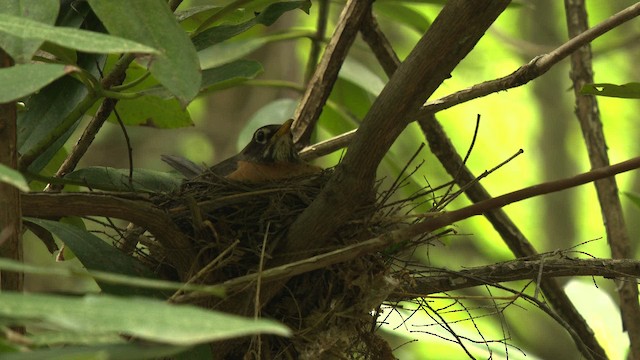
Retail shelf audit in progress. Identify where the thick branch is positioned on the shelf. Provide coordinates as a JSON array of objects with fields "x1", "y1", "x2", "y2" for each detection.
[
  {"x1": 393, "y1": 258, "x2": 640, "y2": 297},
  {"x1": 292, "y1": 0, "x2": 372, "y2": 147},
  {"x1": 0, "y1": 49, "x2": 22, "y2": 293},
  {"x1": 21, "y1": 193, "x2": 194, "y2": 278},
  {"x1": 564, "y1": 0, "x2": 640, "y2": 357},
  {"x1": 287, "y1": 0, "x2": 511, "y2": 260}
]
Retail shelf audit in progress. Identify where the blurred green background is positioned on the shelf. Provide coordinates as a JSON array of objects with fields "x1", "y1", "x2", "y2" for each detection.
[{"x1": 24, "y1": 1, "x2": 639, "y2": 359}]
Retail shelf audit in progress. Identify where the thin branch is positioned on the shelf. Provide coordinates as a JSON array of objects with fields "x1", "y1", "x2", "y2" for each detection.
[
  {"x1": 420, "y1": 114, "x2": 606, "y2": 359},
  {"x1": 304, "y1": 0, "x2": 330, "y2": 83},
  {"x1": 299, "y1": 2, "x2": 640, "y2": 160},
  {"x1": 45, "y1": 97, "x2": 121, "y2": 191},
  {"x1": 359, "y1": 15, "x2": 604, "y2": 358},
  {"x1": 292, "y1": 0, "x2": 372, "y2": 147},
  {"x1": 564, "y1": 0, "x2": 640, "y2": 357},
  {"x1": 171, "y1": 156, "x2": 640, "y2": 301}
]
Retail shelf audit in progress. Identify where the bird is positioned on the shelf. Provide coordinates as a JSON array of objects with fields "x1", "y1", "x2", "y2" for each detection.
[{"x1": 162, "y1": 119, "x2": 322, "y2": 182}]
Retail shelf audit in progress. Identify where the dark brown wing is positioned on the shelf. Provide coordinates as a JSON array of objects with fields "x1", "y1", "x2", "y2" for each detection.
[{"x1": 208, "y1": 155, "x2": 242, "y2": 177}]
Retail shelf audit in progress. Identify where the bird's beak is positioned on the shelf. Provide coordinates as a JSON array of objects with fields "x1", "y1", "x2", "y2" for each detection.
[{"x1": 273, "y1": 119, "x2": 294, "y2": 140}]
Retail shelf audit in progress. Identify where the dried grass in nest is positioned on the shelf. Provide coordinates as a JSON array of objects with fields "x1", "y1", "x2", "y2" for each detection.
[{"x1": 145, "y1": 166, "x2": 436, "y2": 359}]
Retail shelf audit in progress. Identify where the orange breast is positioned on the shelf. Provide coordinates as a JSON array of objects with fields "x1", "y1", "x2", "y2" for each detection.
[{"x1": 226, "y1": 161, "x2": 322, "y2": 182}]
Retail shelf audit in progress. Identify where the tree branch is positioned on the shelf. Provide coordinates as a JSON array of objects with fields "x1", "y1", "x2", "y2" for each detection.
[
  {"x1": 392, "y1": 257, "x2": 640, "y2": 298},
  {"x1": 0, "y1": 49, "x2": 22, "y2": 294},
  {"x1": 20, "y1": 193, "x2": 195, "y2": 278},
  {"x1": 359, "y1": 9, "x2": 605, "y2": 358},
  {"x1": 287, "y1": 0, "x2": 511, "y2": 261},
  {"x1": 292, "y1": 0, "x2": 372, "y2": 147},
  {"x1": 299, "y1": 2, "x2": 640, "y2": 161},
  {"x1": 564, "y1": 0, "x2": 640, "y2": 357}
]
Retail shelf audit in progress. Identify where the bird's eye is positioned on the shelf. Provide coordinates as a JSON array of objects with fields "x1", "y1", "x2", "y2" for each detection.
[{"x1": 254, "y1": 129, "x2": 269, "y2": 144}]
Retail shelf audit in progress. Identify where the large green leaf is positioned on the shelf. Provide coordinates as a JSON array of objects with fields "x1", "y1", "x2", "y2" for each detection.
[
  {"x1": 143, "y1": 59, "x2": 264, "y2": 97},
  {"x1": 339, "y1": 58, "x2": 386, "y2": 97},
  {"x1": 581, "y1": 83, "x2": 640, "y2": 99},
  {"x1": 198, "y1": 37, "x2": 264, "y2": 70},
  {"x1": 114, "y1": 95, "x2": 193, "y2": 128},
  {"x1": 0, "y1": 14, "x2": 158, "y2": 55},
  {"x1": 0, "y1": 0, "x2": 59, "y2": 63},
  {"x1": 0, "y1": 292, "x2": 291, "y2": 345},
  {"x1": 0, "y1": 258, "x2": 225, "y2": 299},
  {"x1": 192, "y1": 1, "x2": 311, "y2": 50},
  {"x1": 25, "y1": 218, "x2": 163, "y2": 298},
  {"x1": 0, "y1": 63, "x2": 76, "y2": 103},
  {"x1": 17, "y1": 53, "x2": 101, "y2": 173},
  {"x1": 374, "y1": 2, "x2": 431, "y2": 34},
  {"x1": 63, "y1": 167, "x2": 182, "y2": 193},
  {"x1": 0, "y1": 163, "x2": 29, "y2": 192},
  {"x1": 88, "y1": 0, "x2": 201, "y2": 105},
  {"x1": 200, "y1": 59, "x2": 264, "y2": 93}
]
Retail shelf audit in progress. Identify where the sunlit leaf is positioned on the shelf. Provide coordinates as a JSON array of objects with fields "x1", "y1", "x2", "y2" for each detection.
[
  {"x1": 339, "y1": 58, "x2": 386, "y2": 97},
  {"x1": 0, "y1": 292, "x2": 291, "y2": 345},
  {"x1": 374, "y1": 2, "x2": 431, "y2": 34},
  {"x1": 143, "y1": 59, "x2": 264, "y2": 97},
  {"x1": 0, "y1": 163, "x2": 29, "y2": 192},
  {"x1": 581, "y1": 83, "x2": 640, "y2": 99},
  {"x1": 199, "y1": 36, "x2": 269, "y2": 70},
  {"x1": 624, "y1": 192, "x2": 640, "y2": 210},
  {"x1": 0, "y1": 64, "x2": 75, "y2": 103},
  {"x1": 0, "y1": 14, "x2": 158, "y2": 55},
  {"x1": 192, "y1": 1, "x2": 310, "y2": 50},
  {"x1": 88, "y1": 0, "x2": 201, "y2": 105},
  {"x1": 0, "y1": 0, "x2": 59, "y2": 63},
  {"x1": 176, "y1": 5, "x2": 244, "y2": 31},
  {"x1": 113, "y1": 95, "x2": 193, "y2": 128}
]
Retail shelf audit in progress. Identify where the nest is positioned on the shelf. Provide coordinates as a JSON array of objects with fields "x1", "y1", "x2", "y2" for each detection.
[{"x1": 142, "y1": 167, "x2": 432, "y2": 359}]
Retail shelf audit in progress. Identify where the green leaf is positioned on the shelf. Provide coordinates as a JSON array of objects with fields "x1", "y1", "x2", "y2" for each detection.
[
  {"x1": 339, "y1": 58, "x2": 386, "y2": 97},
  {"x1": 580, "y1": 83, "x2": 640, "y2": 99},
  {"x1": 63, "y1": 167, "x2": 182, "y2": 193},
  {"x1": 114, "y1": 95, "x2": 193, "y2": 128},
  {"x1": 199, "y1": 36, "x2": 269, "y2": 70},
  {"x1": 0, "y1": 257, "x2": 225, "y2": 298},
  {"x1": 88, "y1": 0, "x2": 201, "y2": 105},
  {"x1": 0, "y1": 63, "x2": 75, "y2": 103},
  {"x1": 624, "y1": 192, "x2": 640, "y2": 209},
  {"x1": 0, "y1": 343, "x2": 188, "y2": 360},
  {"x1": 25, "y1": 218, "x2": 163, "y2": 298},
  {"x1": 0, "y1": 0, "x2": 59, "y2": 63},
  {"x1": 0, "y1": 14, "x2": 159, "y2": 55},
  {"x1": 192, "y1": 1, "x2": 311, "y2": 51},
  {"x1": 143, "y1": 59, "x2": 264, "y2": 97},
  {"x1": 200, "y1": 59, "x2": 264, "y2": 93},
  {"x1": 374, "y1": 2, "x2": 431, "y2": 34},
  {"x1": 15, "y1": 8, "x2": 107, "y2": 173},
  {"x1": 0, "y1": 163, "x2": 29, "y2": 192},
  {"x1": 176, "y1": 5, "x2": 245, "y2": 32},
  {"x1": 0, "y1": 292, "x2": 291, "y2": 345}
]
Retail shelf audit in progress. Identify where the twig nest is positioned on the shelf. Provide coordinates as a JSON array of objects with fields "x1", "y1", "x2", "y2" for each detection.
[{"x1": 148, "y1": 168, "x2": 414, "y2": 358}]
